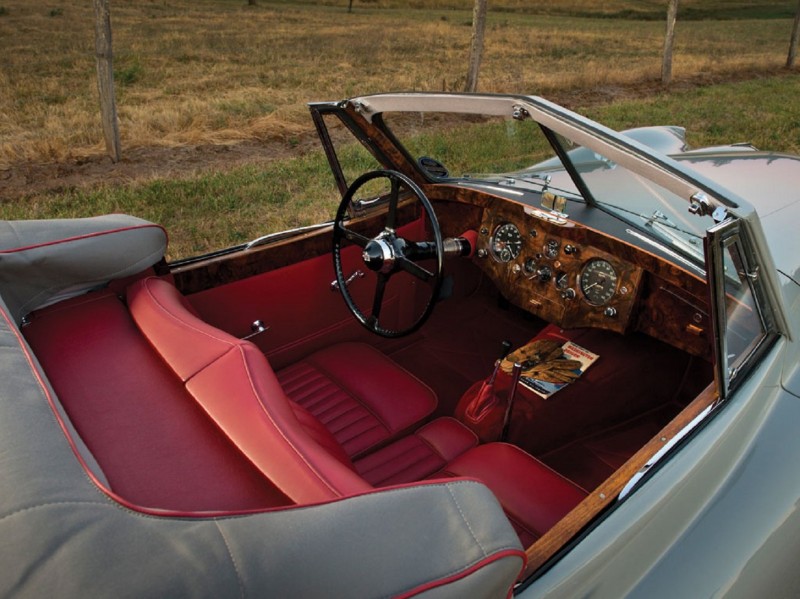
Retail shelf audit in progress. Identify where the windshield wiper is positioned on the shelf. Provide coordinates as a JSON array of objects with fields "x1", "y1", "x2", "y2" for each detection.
[
  {"x1": 605, "y1": 205, "x2": 705, "y2": 263},
  {"x1": 644, "y1": 210, "x2": 704, "y2": 262}
]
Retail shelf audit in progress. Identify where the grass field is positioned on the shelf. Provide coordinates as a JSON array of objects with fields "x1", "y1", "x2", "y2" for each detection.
[
  {"x1": 1, "y1": 0, "x2": 798, "y2": 257},
  {"x1": 4, "y1": 73, "x2": 798, "y2": 259},
  {"x1": 1, "y1": 0, "x2": 797, "y2": 166}
]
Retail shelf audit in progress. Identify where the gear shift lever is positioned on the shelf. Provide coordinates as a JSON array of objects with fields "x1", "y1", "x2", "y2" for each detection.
[{"x1": 463, "y1": 340, "x2": 513, "y2": 423}]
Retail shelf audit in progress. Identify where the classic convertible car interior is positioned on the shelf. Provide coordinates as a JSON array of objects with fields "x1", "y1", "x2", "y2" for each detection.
[{"x1": 2, "y1": 94, "x2": 739, "y2": 595}]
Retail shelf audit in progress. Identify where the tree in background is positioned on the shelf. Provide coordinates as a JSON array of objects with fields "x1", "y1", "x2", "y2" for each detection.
[
  {"x1": 465, "y1": 0, "x2": 488, "y2": 92},
  {"x1": 788, "y1": 0, "x2": 800, "y2": 68},
  {"x1": 661, "y1": 0, "x2": 679, "y2": 85}
]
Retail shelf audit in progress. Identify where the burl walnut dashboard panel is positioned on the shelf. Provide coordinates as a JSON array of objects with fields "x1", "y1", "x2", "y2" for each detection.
[{"x1": 472, "y1": 202, "x2": 643, "y2": 334}]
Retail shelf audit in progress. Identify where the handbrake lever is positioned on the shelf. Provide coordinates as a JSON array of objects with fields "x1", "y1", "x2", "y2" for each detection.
[{"x1": 501, "y1": 362, "x2": 524, "y2": 442}]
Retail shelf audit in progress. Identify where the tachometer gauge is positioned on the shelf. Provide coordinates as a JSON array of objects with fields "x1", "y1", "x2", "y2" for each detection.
[
  {"x1": 490, "y1": 223, "x2": 523, "y2": 263},
  {"x1": 579, "y1": 259, "x2": 618, "y2": 306}
]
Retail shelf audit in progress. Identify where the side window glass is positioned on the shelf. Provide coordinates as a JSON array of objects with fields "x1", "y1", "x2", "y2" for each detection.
[
  {"x1": 721, "y1": 237, "x2": 764, "y2": 375},
  {"x1": 706, "y1": 218, "x2": 771, "y2": 398}
]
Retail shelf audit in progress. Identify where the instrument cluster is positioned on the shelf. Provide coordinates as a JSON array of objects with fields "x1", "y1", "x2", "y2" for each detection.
[{"x1": 474, "y1": 212, "x2": 643, "y2": 333}]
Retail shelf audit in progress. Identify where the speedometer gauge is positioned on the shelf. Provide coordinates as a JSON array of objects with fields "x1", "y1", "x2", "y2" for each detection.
[
  {"x1": 490, "y1": 223, "x2": 522, "y2": 263},
  {"x1": 579, "y1": 259, "x2": 618, "y2": 306}
]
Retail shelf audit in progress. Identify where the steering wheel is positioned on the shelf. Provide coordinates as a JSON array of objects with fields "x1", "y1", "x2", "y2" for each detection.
[{"x1": 333, "y1": 169, "x2": 444, "y2": 338}]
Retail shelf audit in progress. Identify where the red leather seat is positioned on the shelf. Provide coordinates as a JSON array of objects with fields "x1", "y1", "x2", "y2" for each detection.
[
  {"x1": 127, "y1": 277, "x2": 587, "y2": 543},
  {"x1": 352, "y1": 417, "x2": 586, "y2": 545},
  {"x1": 277, "y1": 343, "x2": 436, "y2": 458}
]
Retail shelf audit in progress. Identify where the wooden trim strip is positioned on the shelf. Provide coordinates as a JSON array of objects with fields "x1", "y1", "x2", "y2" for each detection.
[{"x1": 523, "y1": 381, "x2": 719, "y2": 577}]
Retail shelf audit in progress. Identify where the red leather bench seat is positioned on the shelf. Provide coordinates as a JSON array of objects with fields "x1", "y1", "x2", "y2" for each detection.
[
  {"x1": 127, "y1": 277, "x2": 588, "y2": 541},
  {"x1": 22, "y1": 290, "x2": 292, "y2": 512}
]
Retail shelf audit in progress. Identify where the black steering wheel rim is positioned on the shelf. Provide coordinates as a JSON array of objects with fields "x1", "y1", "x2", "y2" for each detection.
[{"x1": 332, "y1": 169, "x2": 444, "y2": 338}]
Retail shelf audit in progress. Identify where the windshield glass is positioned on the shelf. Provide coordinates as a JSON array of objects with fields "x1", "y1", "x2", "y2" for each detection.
[
  {"x1": 380, "y1": 109, "x2": 713, "y2": 267},
  {"x1": 379, "y1": 112, "x2": 556, "y2": 183},
  {"x1": 525, "y1": 131, "x2": 714, "y2": 264}
]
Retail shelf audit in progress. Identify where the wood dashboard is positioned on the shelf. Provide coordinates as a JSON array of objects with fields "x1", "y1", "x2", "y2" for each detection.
[
  {"x1": 435, "y1": 193, "x2": 713, "y2": 358},
  {"x1": 474, "y1": 202, "x2": 642, "y2": 335}
]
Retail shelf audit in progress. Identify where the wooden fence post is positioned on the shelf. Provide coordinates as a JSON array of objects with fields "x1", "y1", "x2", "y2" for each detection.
[
  {"x1": 788, "y1": 0, "x2": 800, "y2": 68},
  {"x1": 464, "y1": 0, "x2": 488, "y2": 93},
  {"x1": 661, "y1": 0, "x2": 679, "y2": 86},
  {"x1": 93, "y1": 0, "x2": 121, "y2": 162}
]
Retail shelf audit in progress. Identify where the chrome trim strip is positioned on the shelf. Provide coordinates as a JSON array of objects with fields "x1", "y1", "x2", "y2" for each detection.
[
  {"x1": 245, "y1": 222, "x2": 333, "y2": 250},
  {"x1": 619, "y1": 403, "x2": 716, "y2": 500}
]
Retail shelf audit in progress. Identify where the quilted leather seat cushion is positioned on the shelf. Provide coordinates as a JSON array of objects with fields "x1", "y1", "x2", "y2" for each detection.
[
  {"x1": 277, "y1": 343, "x2": 437, "y2": 458},
  {"x1": 354, "y1": 417, "x2": 478, "y2": 486},
  {"x1": 355, "y1": 417, "x2": 587, "y2": 546}
]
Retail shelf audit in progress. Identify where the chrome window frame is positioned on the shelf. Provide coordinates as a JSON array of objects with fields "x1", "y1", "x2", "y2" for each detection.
[{"x1": 705, "y1": 217, "x2": 779, "y2": 399}]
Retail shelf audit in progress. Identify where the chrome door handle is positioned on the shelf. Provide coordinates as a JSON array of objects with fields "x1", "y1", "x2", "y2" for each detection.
[
  {"x1": 331, "y1": 269, "x2": 365, "y2": 292},
  {"x1": 242, "y1": 320, "x2": 269, "y2": 340}
]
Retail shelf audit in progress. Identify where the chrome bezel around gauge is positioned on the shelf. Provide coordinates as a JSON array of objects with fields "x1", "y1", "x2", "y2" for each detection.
[
  {"x1": 544, "y1": 239, "x2": 560, "y2": 259},
  {"x1": 578, "y1": 258, "x2": 618, "y2": 306},
  {"x1": 489, "y1": 222, "x2": 523, "y2": 263}
]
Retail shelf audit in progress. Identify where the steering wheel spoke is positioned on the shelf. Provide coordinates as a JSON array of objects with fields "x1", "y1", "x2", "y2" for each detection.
[
  {"x1": 336, "y1": 223, "x2": 371, "y2": 248},
  {"x1": 370, "y1": 273, "x2": 388, "y2": 322},
  {"x1": 397, "y1": 256, "x2": 434, "y2": 282},
  {"x1": 385, "y1": 176, "x2": 400, "y2": 231}
]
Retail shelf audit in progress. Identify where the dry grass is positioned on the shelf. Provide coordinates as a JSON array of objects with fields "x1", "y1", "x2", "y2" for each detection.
[{"x1": 0, "y1": 0, "x2": 797, "y2": 168}]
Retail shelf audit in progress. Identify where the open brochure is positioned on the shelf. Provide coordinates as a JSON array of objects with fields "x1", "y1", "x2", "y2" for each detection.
[{"x1": 520, "y1": 341, "x2": 599, "y2": 399}]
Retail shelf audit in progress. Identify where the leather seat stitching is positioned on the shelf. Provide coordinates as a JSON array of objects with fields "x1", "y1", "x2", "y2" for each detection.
[
  {"x1": 445, "y1": 484, "x2": 488, "y2": 558},
  {"x1": 234, "y1": 345, "x2": 342, "y2": 498}
]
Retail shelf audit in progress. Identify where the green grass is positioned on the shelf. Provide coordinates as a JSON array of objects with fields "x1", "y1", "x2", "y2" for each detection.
[
  {"x1": 4, "y1": 75, "x2": 798, "y2": 259},
  {"x1": 582, "y1": 75, "x2": 800, "y2": 154},
  {"x1": 4, "y1": 152, "x2": 343, "y2": 258}
]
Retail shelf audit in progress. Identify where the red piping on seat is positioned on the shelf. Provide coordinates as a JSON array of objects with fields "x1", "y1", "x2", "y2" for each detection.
[
  {"x1": 0, "y1": 224, "x2": 168, "y2": 254},
  {"x1": 394, "y1": 549, "x2": 526, "y2": 599}
]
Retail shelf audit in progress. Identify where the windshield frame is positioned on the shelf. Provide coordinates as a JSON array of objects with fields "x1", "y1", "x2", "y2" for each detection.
[
  {"x1": 348, "y1": 93, "x2": 746, "y2": 213},
  {"x1": 343, "y1": 92, "x2": 755, "y2": 268}
]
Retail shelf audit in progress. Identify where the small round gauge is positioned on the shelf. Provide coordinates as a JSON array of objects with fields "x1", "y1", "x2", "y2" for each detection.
[
  {"x1": 555, "y1": 271, "x2": 570, "y2": 289},
  {"x1": 490, "y1": 223, "x2": 523, "y2": 263},
  {"x1": 544, "y1": 239, "x2": 560, "y2": 259},
  {"x1": 579, "y1": 259, "x2": 618, "y2": 306}
]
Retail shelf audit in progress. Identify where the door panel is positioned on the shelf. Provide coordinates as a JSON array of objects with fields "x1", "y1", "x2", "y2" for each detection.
[{"x1": 187, "y1": 220, "x2": 426, "y2": 369}]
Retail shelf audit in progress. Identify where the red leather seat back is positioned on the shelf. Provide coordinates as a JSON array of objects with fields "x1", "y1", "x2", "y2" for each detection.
[
  {"x1": 23, "y1": 290, "x2": 293, "y2": 511},
  {"x1": 128, "y1": 277, "x2": 369, "y2": 504}
]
